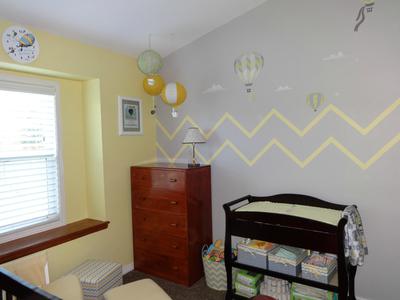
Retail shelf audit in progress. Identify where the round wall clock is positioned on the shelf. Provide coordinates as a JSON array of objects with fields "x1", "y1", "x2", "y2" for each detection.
[{"x1": 2, "y1": 26, "x2": 40, "y2": 64}]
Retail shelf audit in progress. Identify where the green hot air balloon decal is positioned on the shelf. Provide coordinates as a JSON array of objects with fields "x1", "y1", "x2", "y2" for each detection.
[
  {"x1": 354, "y1": 0, "x2": 375, "y2": 32},
  {"x1": 234, "y1": 52, "x2": 264, "y2": 95},
  {"x1": 306, "y1": 93, "x2": 325, "y2": 112}
]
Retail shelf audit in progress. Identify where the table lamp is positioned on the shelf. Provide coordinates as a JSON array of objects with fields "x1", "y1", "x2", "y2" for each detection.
[{"x1": 182, "y1": 127, "x2": 206, "y2": 167}]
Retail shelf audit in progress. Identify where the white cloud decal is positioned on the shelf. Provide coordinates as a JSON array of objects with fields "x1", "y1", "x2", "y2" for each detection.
[
  {"x1": 323, "y1": 51, "x2": 345, "y2": 61},
  {"x1": 275, "y1": 85, "x2": 293, "y2": 92},
  {"x1": 202, "y1": 84, "x2": 226, "y2": 94}
]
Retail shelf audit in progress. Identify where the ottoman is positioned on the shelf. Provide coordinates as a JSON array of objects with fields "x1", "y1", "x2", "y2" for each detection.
[
  {"x1": 104, "y1": 279, "x2": 172, "y2": 300},
  {"x1": 70, "y1": 260, "x2": 122, "y2": 300}
]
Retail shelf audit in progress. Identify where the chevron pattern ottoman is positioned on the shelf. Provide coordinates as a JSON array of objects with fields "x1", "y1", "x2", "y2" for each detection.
[{"x1": 70, "y1": 260, "x2": 122, "y2": 300}]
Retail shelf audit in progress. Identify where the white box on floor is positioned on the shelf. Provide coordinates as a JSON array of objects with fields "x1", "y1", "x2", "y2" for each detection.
[{"x1": 70, "y1": 260, "x2": 123, "y2": 300}]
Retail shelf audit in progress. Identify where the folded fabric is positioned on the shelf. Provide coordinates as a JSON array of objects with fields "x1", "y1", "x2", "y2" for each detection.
[
  {"x1": 302, "y1": 253, "x2": 337, "y2": 276},
  {"x1": 342, "y1": 205, "x2": 368, "y2": 266},
  {"x1": 274, "y1": 246, "x2": 305, "y2": 260},
  {"x1": 245, "y1": 240, "x2": 275, "y2": 251}
]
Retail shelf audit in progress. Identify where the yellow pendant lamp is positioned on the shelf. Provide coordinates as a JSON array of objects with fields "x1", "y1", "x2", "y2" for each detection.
[
  {"x1": 143, "y1": 74, "x2": 165, "y2": 96},
  {"x1": 143, "y1": 74, "x2": 165, "y2": 115}
]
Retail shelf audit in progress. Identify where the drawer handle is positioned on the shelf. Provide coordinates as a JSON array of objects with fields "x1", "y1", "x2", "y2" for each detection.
[
  {"x1": 170, "y1": 223, "x2": 177, "y2": 227},
  {"x1": 169, "y1": 178, "x2": 177, "y2": 182},
  {"x1": 171, "y1": 244, "x2": 178, "y2": 249},
  {"x1": 170, "y1": 201, "x2": 177, "y2": 205},
  {"x1": 142, "y1": 197, "x2": 147, "y2": 201},
  {"x1": 172, "y1": 266, "x2": 179, "y2": 271}
]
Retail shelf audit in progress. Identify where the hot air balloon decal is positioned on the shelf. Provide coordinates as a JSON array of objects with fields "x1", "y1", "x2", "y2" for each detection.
[
  {"x1": 306, "y1": 93, "x2": 325, "y2": 112},
  {"x1": 354, "y1": 0, "x2": 375, "y2": 32},
  {"x1": 16, "y1": 33, "x2": 35, "y2": 48},
  {"x1": 234, "y1": 52, "x2": 264, "y2": 97},
  {"x1": 161, "y1": 82, "x2": 187, "y2": 118}
]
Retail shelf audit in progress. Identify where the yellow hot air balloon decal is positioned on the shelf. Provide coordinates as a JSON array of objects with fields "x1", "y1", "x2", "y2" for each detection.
[
  {"x1": 161, "y1": 82, "x2": 187, "y2": 118},
  {"x1": 234, "y1": 52, "x2": 264, "y2": 95},
  {"x1": 306, "y1": 93, "x2": 325, "y2": 112}
]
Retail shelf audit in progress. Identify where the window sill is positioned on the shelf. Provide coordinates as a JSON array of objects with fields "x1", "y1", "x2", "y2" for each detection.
[{"x1": 0, "y1": 218, "x2": 110, "y2": 264}]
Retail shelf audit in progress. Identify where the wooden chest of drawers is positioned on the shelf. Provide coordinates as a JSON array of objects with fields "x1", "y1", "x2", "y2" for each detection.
[{"x1": 131, "y1": 163, "x2": 212, "y2": 286}]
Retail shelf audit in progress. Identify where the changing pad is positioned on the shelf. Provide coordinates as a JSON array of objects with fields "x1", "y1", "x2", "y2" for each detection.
[{"x1": 235, "y1": 201, "x2": 342, "y2": 226}]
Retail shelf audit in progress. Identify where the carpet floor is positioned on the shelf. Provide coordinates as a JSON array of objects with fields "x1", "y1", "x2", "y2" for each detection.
[{"x1": 123, "y1": 271, "x2": 225, "y2": 300}]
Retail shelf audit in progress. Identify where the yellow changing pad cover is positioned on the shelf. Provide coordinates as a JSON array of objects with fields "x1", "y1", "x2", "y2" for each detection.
[{"x1": 235, "y1": 201, "x2": 342, "y2": 226}]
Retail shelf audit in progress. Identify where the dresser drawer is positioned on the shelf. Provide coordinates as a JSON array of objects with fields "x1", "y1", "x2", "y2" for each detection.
[
  {"x1": 134, "y1": 230, "x2": 188, "y2": 257},
  {"x1": 133, "y1": 209, "x2": 187, "y2": 237},
  {"x1": 132, "y1": 190, "x2": 186, "y2": 214},
  {"x1": 134, "y1": 248, "x2": 188, "y2": 284},
  {"x1": 131, "y1": 168, "x2": 186, "y2": 192}
]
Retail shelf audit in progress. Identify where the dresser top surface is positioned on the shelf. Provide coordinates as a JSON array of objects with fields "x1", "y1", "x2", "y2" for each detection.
[{"x1": 133, "y1": 162, "x2": 210, "y2": 170}]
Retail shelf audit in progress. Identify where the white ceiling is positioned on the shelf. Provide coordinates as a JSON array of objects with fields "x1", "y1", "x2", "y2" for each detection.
[{"x1": 0, "y1": 0, "x2": 267, "y2": 57}]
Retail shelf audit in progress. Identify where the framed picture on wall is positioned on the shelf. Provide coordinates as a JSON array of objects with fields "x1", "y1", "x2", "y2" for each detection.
[{"x1": 118, "y1": 96, "x2": 143, "y2": 135}]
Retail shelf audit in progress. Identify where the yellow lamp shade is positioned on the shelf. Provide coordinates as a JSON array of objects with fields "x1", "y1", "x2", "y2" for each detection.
[
  {"x1": 143, "y1": 74, "x2": 165, "y2": 96},
  {"x1": 161, "y1": 82, "x2": 187, "y2": 108}
]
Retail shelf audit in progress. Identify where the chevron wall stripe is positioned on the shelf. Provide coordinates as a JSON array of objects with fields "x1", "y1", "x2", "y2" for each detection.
[
  {"x1": 156, "y1": 133, "x2": 400, "y2": 169},
  {"x1": 156, "y1": 98, "x2": 400, "y2": 140}
]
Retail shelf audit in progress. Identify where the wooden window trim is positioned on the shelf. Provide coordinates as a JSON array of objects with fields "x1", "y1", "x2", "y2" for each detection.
[{"x1": 0, "y1": 219, "x2": 109, "y2": 264}]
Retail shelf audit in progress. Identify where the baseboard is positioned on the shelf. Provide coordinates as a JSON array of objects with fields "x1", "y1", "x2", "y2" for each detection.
[{"x1": 122, "y1": 262, "x2": 134, "y2": 275}]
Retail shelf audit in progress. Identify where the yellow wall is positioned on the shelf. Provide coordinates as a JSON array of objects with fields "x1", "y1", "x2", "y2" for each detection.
[
  {"x1": 82, "y1": 79, "x2": 106, "y2": 220},
  {"x1": 0, "y1": 19, "x2": 157, "y2": 279}
]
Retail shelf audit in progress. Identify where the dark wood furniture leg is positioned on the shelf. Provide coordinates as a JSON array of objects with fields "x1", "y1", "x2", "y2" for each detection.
[
  {"x1": 224, "y1": 213, "x2": 233, "y2": 300},
  {"x1": 348, "y1": 265, "x2": 357, "y2": 300},
  {"x1": 337, "y1": 219, "x2": 349, "y2": 300}
]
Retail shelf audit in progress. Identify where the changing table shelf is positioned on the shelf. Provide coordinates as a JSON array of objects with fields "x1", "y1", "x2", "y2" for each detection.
[
  {"x1": 232, "y1": 259, "x2": 338, "y2": 292},
  {"x1": 223, "y1": 194, "x2": 357, "y2": 300}
]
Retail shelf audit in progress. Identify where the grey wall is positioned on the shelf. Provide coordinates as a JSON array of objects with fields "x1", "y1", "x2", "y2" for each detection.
[{"x1": 156, "y1": 1, "x2": 400, "y2": 299}]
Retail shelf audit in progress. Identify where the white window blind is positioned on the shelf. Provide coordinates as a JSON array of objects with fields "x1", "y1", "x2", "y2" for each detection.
[{"x1": 0, "y1": 76, "x2": 63, "y2": 241}]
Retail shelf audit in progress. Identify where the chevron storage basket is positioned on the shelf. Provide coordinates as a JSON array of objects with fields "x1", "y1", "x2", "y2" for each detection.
[{"x1": 202, "y1": 247, "x2": 227, "y2": 291}]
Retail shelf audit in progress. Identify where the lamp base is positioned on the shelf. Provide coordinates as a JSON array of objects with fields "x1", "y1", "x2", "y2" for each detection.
[{"x1": 188, "y1": 163, "x2": 200, "y2": 167}]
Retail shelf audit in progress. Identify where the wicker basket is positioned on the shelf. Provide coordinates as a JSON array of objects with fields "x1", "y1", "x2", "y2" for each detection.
[{"x1": 202, "y1": 245, "x2": 228, "y2": 291}]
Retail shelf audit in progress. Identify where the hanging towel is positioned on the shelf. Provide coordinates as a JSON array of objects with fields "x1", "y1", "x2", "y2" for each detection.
[{"x1": 342, "y1": 205, "x2": 368, "y2": 266}]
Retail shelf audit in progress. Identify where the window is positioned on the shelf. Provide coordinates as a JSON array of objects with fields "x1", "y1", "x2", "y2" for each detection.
[{"x1": 0, "y1": 74, "x2": 64, "y2": 243}]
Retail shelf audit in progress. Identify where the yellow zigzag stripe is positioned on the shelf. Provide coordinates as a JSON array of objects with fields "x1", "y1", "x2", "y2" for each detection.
[
  {"x1": 156, "y1": 134, "x2": 400, "y2": 169},
  {"x1": 156, "y1": 99, "x2": 400, "y2": 140}
]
